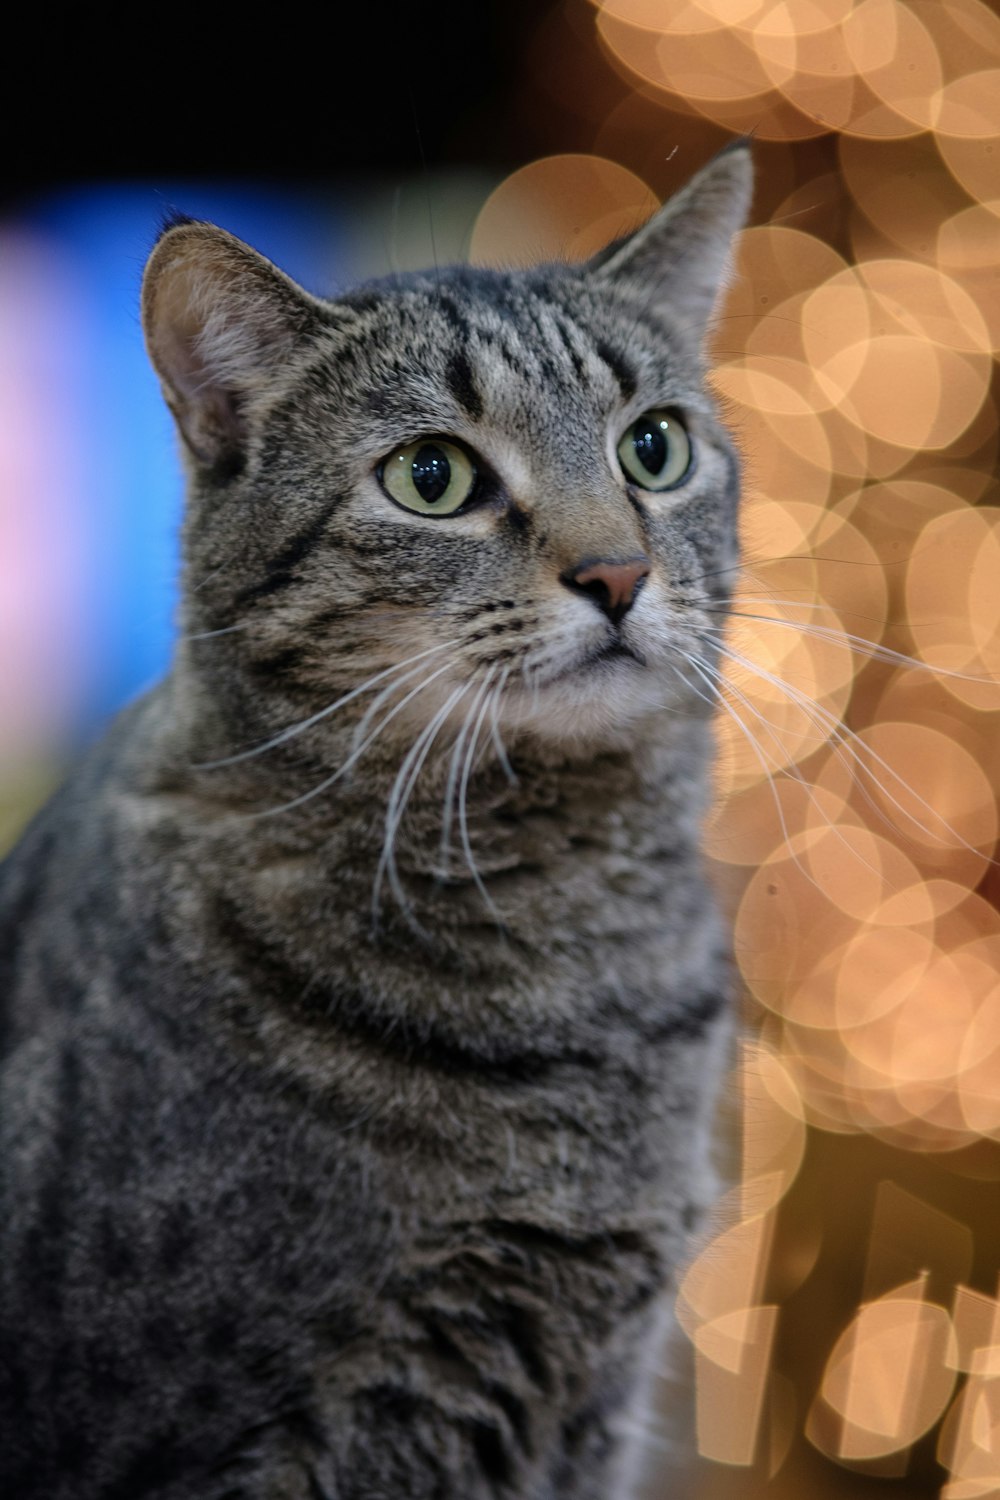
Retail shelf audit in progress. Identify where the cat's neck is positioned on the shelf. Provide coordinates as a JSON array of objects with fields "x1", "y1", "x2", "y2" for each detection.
[
  {"x1": 147, "y1": 663, "x2": 713, "y2": 872},
  {"x1": 120, "y1": 671, "x2": 720, "y2": 1062},
  {"x1": 137, "y1": 664, "x2": 712, "y2": 917}
]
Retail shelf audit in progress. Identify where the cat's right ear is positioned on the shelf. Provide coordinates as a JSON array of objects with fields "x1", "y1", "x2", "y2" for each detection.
[
  {"x1": 585, "y1": 141, "x2": 753, "y2": 338},
  {"x1": 142, "y1": 221, "x2": 323, "y2": 471}
]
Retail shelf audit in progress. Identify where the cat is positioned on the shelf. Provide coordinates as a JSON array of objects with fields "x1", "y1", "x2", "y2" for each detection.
[{"x1": 0, "y1": 143, "x2": 752, "y2": 1498}]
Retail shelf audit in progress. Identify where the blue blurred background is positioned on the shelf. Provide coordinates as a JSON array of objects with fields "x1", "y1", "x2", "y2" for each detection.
[
  {"x1": 0, "y1": 0, "x2": 534, "y2": 841},
  {"x1": 10, "y1": 186, "x2": 343, "y2": 728},
  {"x1": 6, "y1": 185, "x2": 339, "y2": 739},
  {"x1": 7, "y1": 4, "x2": 1000, "y2": 1493}
]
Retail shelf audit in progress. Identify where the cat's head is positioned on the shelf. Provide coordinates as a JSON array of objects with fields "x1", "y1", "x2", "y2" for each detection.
[{"x1": 142, "y1": 146, "x2": 752, "y2": 763}]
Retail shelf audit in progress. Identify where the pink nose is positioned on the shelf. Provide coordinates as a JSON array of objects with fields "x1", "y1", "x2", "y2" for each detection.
[{"x1": 562, "y1": 557, "x2": 651, "y2": 625}]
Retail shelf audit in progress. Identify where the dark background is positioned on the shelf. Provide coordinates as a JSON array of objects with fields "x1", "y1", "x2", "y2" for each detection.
[
  {"x1": 5, "y1": 5, "x2": 1000, "y2": 1497},
  {"x1": 5, "y1": 3, "x2": 572, "y2": 208}
]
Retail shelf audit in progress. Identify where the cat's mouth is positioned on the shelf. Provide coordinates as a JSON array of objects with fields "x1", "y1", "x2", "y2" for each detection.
[
  {"x1": 528, "y1": 634, "x2": 648, "y2": 691},
  {"x1": 587, "y1": 639, "x2": 650, "y2": 669},
  {"x1": 580, "y1": 637, "x2": 648, "y2": 671},
  {"x1": 502, "y1": 629, "x2": 666, "y2": 742}
]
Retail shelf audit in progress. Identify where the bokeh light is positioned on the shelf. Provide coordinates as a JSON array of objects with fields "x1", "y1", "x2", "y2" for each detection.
[
  {"x1": 470, "y1": 154, "x2": 658, "y2": 264},
  {"x1": 4, "y1": 1, "x2": 1000, "y2": 1495},
  {"x1": 559, "y1": 0, "x2": 1000, "y2": 1492}
]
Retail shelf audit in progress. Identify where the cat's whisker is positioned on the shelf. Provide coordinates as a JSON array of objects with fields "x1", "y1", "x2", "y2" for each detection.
[
  {"x1": 184, "y1": 622, "x2": 250, "y2": 641},
  {"x1": 674, "y1": 650, "x2": 832, "y2": 891},
  {"x1": 373, "y1": 677, "x2": 475, "y2": 932},
  {"x1": 677, "y1": 541, "x2": 922, "y2": 594},
  {"x1": 726, "y1": 592, "x2": 877, "y2": 608},
  {"x1": 683, "y1": 646, "x2": 830, "y2": 743},
  {"x1": 702, "y1": 633, "x2": 943, "y2": 857},
  {"x1": 346, "y1": 653, "x2": 455, "y2": 763},
  {"x1": 725, "y1": 589, "x2": 880, "y2": 611},
  {"x1": 488, "y1": 667, "x2": 517, "y2": 785},
  {"x1": 682, "y1": 646, "x2": 884, "y2": 885},
  {"x1": 705, "y1": 631, "x2": 992, "y2": 860},
  {"x1": 189, "y1": 559, "x2": 235, "y2": 594},
  {"x1": 193, "y1": 642, "x2": 451, "y2": 770},
  {"x1": 676, "y1": 552, "x2": 867, "y2": 589},
  {"x1": 246, "y1": 657, "x2": 457, "y2": 821},
  {"x1": 439, "y1": 669, "x2": 495, "y2": 881},
  {"x1": 184, "y1": 604, "x2": 435, "y2": 645},
  {"x1": 457, "y1": 667, "x2": 507, "y2": 929},
  {"x1": 709, "y1": 606, "x2": 1000, "y2": 687}
]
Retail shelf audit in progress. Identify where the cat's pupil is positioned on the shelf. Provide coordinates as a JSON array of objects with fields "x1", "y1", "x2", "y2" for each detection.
[
  {"x1": 411, "y1": 444, "x2": 451, "y2": 503},
  {"x1": 633, "y1": 420, "x2": 667, "y2": 475}
]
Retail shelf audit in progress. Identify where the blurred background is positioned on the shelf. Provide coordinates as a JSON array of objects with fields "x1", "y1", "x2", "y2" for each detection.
[{"x1": 3, "y1": 2, "x2": 1000, "y2": 1494}]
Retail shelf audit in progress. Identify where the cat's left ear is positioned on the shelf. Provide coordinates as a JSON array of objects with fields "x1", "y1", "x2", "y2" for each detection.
[
  {"x1": 586, "y1": 142, "x2": 753, "y2": 335},
  {"x1": 142, "y1": 220, "x2": 325, "y2": 470}
]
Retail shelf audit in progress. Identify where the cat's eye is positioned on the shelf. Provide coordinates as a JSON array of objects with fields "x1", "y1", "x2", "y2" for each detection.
[
  {"x1": 617, "y1": 410, "x2": 692, "y2": 492},
  {"x1": 379, "y1": 438, "x2": 477, "y2": 517}
]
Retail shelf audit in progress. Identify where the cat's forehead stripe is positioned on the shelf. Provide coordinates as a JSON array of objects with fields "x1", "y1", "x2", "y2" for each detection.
[
  {"x1": 336, "y1": 270, "x2": 646, "y2": 406},
  {"x1": 443, "y1": 348, "x2": 484, "y2": 423}
]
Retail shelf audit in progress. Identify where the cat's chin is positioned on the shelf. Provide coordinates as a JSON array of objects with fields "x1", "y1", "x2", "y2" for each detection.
[{"x1": 500, "y1": 658, "x2": 687, "y2": 752}]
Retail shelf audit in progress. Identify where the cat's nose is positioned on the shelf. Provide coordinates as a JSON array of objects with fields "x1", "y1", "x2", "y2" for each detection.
[{"x1": 561, "y1": 557, "x2": 651, "y2": 626}]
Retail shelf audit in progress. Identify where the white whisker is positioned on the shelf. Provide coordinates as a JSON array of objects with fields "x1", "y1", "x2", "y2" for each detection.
[
  {"x1": 373, "y1": 679, "x2": 474, "y2": 930},
  {"x1": 677, "y1": 651, "x2": 829, "y2": 889},
  {"x1": 346, "y1": 652, "x2": 453, "y2": 763},
  {"x1": 458, "y1": 668, "x2": 506, "y2": 927},
  {"x1": 713, "y1": 607, "x2": 1000, "y2": 686},
  {"x1": 246, "y1": 658, "x2": 456, "y2": 821},
  {"x1": 684, "y1": 646, "x2": 884, "y2": 884},
  {"x1": 488, "y1": 668, "x2": 517, "y2": 785},
  {"x1": 707, "y1": 631, "x2": 991, "y2": 859},
  {"x1": 194, "y1": 641, "x2": 450, "y2": 769},
  {"x1": 184, "y1": 622, "x2": 250, "y2": 641},
  {"x1": 439, "y1": 670, "x2": 494, "y2": 877}
]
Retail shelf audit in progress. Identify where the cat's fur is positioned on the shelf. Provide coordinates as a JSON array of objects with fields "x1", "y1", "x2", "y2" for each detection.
[{"x1": 0, "y1": 146, "x2": 751, "y2": 1498}]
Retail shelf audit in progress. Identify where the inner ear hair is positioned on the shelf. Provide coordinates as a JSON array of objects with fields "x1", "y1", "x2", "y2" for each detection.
[{"x1": 141, "y1": 222, "x2": 322, "y2": 470}]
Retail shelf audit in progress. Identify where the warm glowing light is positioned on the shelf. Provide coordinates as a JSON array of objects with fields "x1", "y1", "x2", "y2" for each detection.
[
  {"x1": 951, "y1": 1287, "x2": 1000, "y2": 1374},
  {"x1": 469, "y1": 155, "x2": 658, "y2": 266},
  {"x1": 813, "y1": 1291, "x2": 958, "y2": 1461},
  {"x1": 936, "y1": 203, "x2": 1000, "y2": 350},
  {"x1": 940, "y1": 1284, "x2": 1000, "y2": 1500},
  {"x1": 907, "y1": 506, "x2": 1000, "y2": 711},
  {"x1": 940, "y1": 1375, "x2": 1000, "y2": 1499},
  {"x1": 740, "y1": 1043, "x2": 807, "y2": 1213},
  {"x1": 857, "y1": 257, "x2": 993, "y2": 355},
  {"x1": 844, "y1": 0, "x2": 943, "y2": 131},
  {"x1": 694, "y1": 1305, "x2": 779, "y2": 1465},
  {"x1": 840, "y1": 131, "x2": 969, "y2": 257},
  {"x1": 754, "y1": 10, "x2": 858, "y2": 132},
  {"x1": 677, "y1": 1212, "x2": 773, "y2": 1336},
  {"x1": 573, "y1": 0, "x2": 1000, "y2": 1483},
  {"x1": 865, "y1": 1183, "x2": 974, "y2": 1302},
  {"x1": 938, "y1": 130, "x2": 1000, "y2": 206},
  {"x1": 851, "y1": 720, "x2": 996, "y2": 866},
  {"x1": 735, "y1": 851, "x2": 865, "y2": 1027},
  {"x1": 957, "y1": 990, "x2": 1000, "y2": 1139},
  {"x1": 936, "y1": 69, "x2": 1000, "y2": 138},
  {"x1": 734, "y1": 223, "x2": 849, "y2": 304},
  {"x1": 595, "y1": 6, "x2": 783, "y2": 106}
]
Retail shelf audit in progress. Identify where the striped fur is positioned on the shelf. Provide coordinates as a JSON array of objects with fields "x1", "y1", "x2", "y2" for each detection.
[{"x1": 0, "y1": 146, "x2": 751, "y2": 1498}]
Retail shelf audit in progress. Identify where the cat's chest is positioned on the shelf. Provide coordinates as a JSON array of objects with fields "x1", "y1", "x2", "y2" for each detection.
[
  {"x1": 302, "y1": 970, "x2": 727, "y2": 1271},
  {"x1": 226, "y1": 795, "x2": 710, "y2": 997}
]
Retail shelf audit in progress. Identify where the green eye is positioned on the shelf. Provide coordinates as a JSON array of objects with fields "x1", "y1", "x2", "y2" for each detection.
[
  {"x1": 617, "y1": 409, "x2": 692, "y2": 492},
  {"x1": 379, "y1": 438, "x2": 476, "y2": 516}
]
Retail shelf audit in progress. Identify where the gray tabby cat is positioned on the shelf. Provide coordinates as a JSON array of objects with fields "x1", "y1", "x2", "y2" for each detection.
[{"x1": 0, "y1": 144, "x2": 751, "y2": 1498}]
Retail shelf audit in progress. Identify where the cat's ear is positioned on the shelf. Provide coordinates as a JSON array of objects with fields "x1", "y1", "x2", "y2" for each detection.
[
  {"x1": 586, "y1": 142, "x2": 753, "y2": 335},
  {"x1": 142, "y1": 220, "x2": 323, "y2": 470}
]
